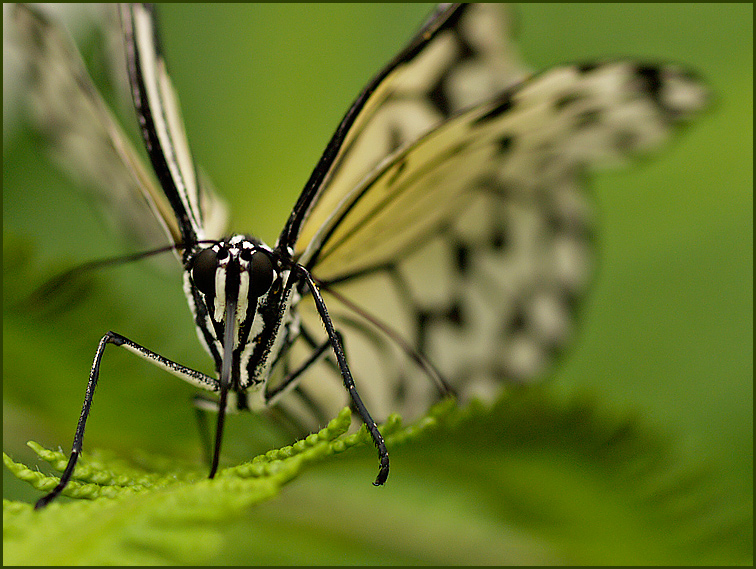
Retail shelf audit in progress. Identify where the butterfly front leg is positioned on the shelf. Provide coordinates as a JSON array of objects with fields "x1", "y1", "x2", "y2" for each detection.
[
  {"x1": 34, "y1": 331, "x2": 218, "y2": 509},
  {"x1": 295, "y1": 267, "x2": 390, "y2": 486}
]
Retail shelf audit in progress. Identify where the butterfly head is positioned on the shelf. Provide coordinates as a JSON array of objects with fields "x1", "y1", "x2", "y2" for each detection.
[{"x1": 187, "y1": 235, "x2": 277, "y2": 346}]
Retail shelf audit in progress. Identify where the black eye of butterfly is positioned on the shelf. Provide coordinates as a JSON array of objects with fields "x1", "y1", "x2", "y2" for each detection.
[
  {"x1": 190, "y1": 248, "x2": 218, "y2": 297},
  {"x1": 247, "y1": 251, "x2": 274, "y2": 298}
]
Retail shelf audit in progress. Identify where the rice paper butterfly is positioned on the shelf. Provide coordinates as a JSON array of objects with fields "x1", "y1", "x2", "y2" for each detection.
[{"x1": 9, "y1": 3, "x2": 709, "y2": 508}]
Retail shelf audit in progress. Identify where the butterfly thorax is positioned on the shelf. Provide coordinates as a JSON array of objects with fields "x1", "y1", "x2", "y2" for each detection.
[{"x1": 182, "y1": 235, "x2": 300, "y2": 397}]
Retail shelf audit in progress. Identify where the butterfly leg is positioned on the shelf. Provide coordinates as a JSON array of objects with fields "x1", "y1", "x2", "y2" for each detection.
[
  {"x1": 34, "y1": 331, "x2": 218, "y2": 509},
  {"x1": 297, "y1": 268, "x2": 390, "y2": 486}
]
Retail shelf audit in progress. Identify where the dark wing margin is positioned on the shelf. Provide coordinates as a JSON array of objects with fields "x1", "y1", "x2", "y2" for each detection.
[
  {"x1": 120, "y1": 3, "x2": 210, "y2": 249},
  {"x1": 287, "y1": 4, "x2": 529, "y2": 267},
  {"x1": 276, "y1": 3, "x2": 467, "y2": 252}
]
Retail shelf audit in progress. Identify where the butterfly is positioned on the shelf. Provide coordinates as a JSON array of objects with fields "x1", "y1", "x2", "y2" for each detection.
[{"x1": 9, "y1": 3, "x2": 708, "y2": 509}]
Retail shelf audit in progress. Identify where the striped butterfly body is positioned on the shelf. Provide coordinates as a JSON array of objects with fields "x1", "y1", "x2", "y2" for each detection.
[{"x1": 10, "y1": 4, "x2": 708, "y2": 509}]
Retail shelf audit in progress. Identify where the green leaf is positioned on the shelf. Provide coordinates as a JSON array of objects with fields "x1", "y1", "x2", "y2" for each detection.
[{"x1": 4, "y1": 390, "x2": 750, "y2": 565}]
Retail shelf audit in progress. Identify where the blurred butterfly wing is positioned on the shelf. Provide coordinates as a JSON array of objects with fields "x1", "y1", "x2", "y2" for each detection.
[
  {"x1": 10, "y1": 4, "x2": 182, "y2": 251},
  {"x1": 277, "y1": 55, "x2": 708, "y2": 423},
  {"x1": 10, "y1": 4, "x2": 228, "y2": 256},
  {"x1": 121, "y1": 3, "x2": 227, "y2": 247}
]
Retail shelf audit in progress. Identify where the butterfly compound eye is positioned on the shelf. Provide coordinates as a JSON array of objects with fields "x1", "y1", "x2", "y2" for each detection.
[
  {"x1": 190, "y1": 248, "x2": 218, "y2": 297},
  {"x1": 248, "y1": 251, "x2": 274, "y2": 297}
]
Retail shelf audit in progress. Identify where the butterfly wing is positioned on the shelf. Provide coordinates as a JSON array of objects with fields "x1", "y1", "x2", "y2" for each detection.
[
  {"x1": 270, "y1": 3, "x2": 527, "y2": 426},
  {"x1": 10, "y1": 4, "x2": 227, "y2": 254},
  {"x1": 273, "y1": 8, "x2": 709, "y2": 426},
  {"x1": 120, "y1": 3, "x2": 227, "y2": 248},
  {"x1": 278, "y1": 4, "x2": 528, "y2": 254}
]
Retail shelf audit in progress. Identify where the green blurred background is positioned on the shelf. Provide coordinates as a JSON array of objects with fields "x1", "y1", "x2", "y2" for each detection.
[{"x1": 3, "y1": 4, "x2": 751, "y2": 564}]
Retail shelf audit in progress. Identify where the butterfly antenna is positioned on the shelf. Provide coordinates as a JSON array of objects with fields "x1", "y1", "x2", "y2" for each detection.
[{"x1": 19, "y1": 243, "x2": 186, "y2": 310}]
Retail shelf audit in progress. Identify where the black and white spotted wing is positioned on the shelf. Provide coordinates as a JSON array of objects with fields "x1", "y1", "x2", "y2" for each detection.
[
  {"x1": 11, "y1": 4, "x2": 708, "y2": 509},
  {"x1": 271, "y1": 5, "x2": 709, "y2": 424}
]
